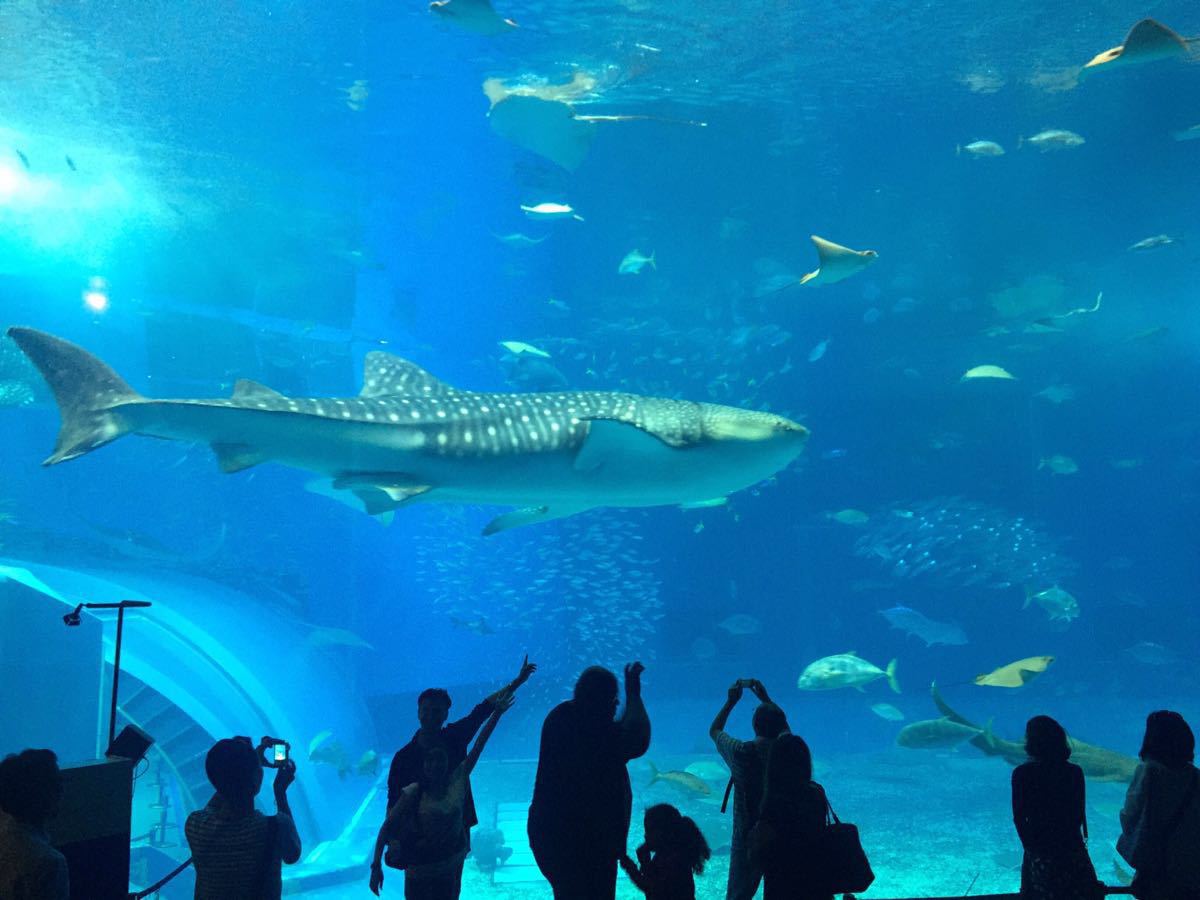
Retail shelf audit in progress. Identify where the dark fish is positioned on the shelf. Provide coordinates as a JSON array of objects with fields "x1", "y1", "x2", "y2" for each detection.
[
  {"x1": 65, "y1": 155, "x2": 77, "y2": 172},
  {"x1": 14, "y1": 149, "x2": 30, "y2": 170}
]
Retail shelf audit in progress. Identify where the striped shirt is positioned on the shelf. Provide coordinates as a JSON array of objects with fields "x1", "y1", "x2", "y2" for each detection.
[
  {"x1": 185, "y1": 796, "x2": 301, "y2": 900},
  {"x1": 0, "y1": 814, "x2": 69, "y2": 900}
]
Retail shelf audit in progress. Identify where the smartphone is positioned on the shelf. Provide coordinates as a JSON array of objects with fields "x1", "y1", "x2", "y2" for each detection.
[{"x1": 272, "y1": 743, "x2": 289, "y2": 764}]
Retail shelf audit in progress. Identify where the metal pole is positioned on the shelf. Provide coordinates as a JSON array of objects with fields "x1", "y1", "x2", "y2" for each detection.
[{"x1": 110, "y1": 605, "x2": 124, "y2": 750}]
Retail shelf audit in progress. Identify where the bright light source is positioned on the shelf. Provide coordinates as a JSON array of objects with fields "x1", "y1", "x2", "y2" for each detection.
[
  {"x1": 83, "y1": 276, "x2": 110, "y2": 313},
  {"x1": 0, "y1": 165, "x2": 22, "y2": 202}
]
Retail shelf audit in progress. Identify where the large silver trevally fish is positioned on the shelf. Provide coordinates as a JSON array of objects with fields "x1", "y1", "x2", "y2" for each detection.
[{"x1": 7, "y1": 328, "x2": 809, "y2": 534}]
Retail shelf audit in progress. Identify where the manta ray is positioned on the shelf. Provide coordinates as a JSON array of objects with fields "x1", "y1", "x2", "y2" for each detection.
[
  {"x1": 8, "y1": 328, "x2": 808, "y2": 535},
  {"x1": 799, "y1": 235, "x2": 879, "y2": 287},
  {"x1": 1083, "y1": 18, "x2": 1196, "y2": 71}
]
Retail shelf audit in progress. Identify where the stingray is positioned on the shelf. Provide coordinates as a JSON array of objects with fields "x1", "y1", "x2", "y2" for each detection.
[
  {"x1": 489, "y1": 96, "x2": 599, "y2": 172},
  {"x1": 487, "y1": 92, "x2": 707, "y2": 172},
  {"x1": 1083, "y1": 19, "x2": 1196, "y2": 72},
  {"x1": 429, "y1": 0, "x2": 516, "y2": 36},
  {"x1": 799, "y1": 235, "x2": 879, "y2": 287}
]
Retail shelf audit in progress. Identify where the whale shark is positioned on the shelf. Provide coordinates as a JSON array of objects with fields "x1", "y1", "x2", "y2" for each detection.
[{"x1": 8, "y1": 327, "x2": 809, "y2": 534}]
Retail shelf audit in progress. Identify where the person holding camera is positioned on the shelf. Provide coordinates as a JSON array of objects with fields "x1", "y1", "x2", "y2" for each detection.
[
  {"x1": 185, "y1": 736, "x2": 301, "y2": 900},
  {"x1": 709, "y1": 679, "x2": 790, "y2": 900},
  {"x1": 370, "y1": 689, "x2": 516, "y2": 899}
]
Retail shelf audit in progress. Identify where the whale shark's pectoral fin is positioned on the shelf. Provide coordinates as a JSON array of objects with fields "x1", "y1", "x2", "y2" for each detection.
[
  {"x1": 483, "y1": 505, "x2": 593, "y2": 535},
  {"x1": 211, "y1": 442, "x2": 270, "y2": 473},
  {"x1": 680, "y1": 497, "x2": 728, "y2": 509},
  {"x1": 332, "y1": 473, "x2": 432, "y2": 514},
  {"x1": 574, "y1": 418, "x2": 681, "y2": 474}
]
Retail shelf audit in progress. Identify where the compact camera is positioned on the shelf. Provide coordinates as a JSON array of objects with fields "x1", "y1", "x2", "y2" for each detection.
[{"x1": 257, "y1": 736, "x2": 291, "y2": 768}]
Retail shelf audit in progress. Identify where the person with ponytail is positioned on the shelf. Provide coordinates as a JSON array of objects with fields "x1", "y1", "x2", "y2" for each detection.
[{"x1": 620, "y1": 803, "x2": 711, "y2": 900}]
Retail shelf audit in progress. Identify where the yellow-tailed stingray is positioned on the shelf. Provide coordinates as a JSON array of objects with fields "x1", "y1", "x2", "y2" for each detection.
[
  {"x1": 486, "y1": 91, "x2": 706, "y2": 173},
  {"x1": 1083, "y1": 19, "x2": 1196, "y2": 72},
  {"x1": 799, "y1": 235, "x2": 878, "y2": 287},
  {"x1": 974, "y1": 655, "x2": 1054, "y2": 687},
  {"x1": 429, "y1": 0, "x2": 516, "y2": 36}
]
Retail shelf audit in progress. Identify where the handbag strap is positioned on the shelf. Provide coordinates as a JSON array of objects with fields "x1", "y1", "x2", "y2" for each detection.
[
  {"x1": 720, "y1": 776, "x2": 735, "y2": 814},
  {"x1": 818, "y1": 783, "x2": 840, "y2": 826}
]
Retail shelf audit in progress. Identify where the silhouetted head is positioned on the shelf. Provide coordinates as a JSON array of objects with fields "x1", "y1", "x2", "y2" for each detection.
[
  {"x1": 763, "y1": 733, "x2": 813, "y2": 807},
  {"x1": 417, "y1": 688, "x2": 452, "y2": 731},
  {"x1": 574, "y1": 666, "x2": 619, "y2": 721},
  {"x1": 643, "y1": 803, "x2": 681, "y2": 850},
  {"x1": 1139, "y1": 710, "x2": 1195, "y2": 768},
  {"x1": 421, "y1": 746, "x2": 450, "y2": 793},
  {"x1": 0, "y1": 749, "x2": 63, "y2": 826},
  {"x1": 752, "y1": 703, "x2": 788, "y2": 740},
  {"x1": 642, "y1": 803, "x2": 711, "y2": 874},
  {"x1": 1024, "y1": 715, "x2": 1071, "y2": 762},
  {"x1": 205, "y1": 737, "x2": 263, "y2": 803}
]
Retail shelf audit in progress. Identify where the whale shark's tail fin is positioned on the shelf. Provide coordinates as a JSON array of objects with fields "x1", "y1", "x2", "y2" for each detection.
[{"x1": 6, "y1": 327, "x2": 141, "y2": 465}]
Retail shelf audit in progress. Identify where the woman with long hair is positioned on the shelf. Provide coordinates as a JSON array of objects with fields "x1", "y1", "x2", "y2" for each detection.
[
  {"x1": 752, "y1": 734, "x2": 831, "y2": 900},
  {"x1": 1118, "y1": 711, "x2": 1200, "y2": 900},
  {"x1": 1011, "y1": 715, "x2": 1099, "y2": 900}
]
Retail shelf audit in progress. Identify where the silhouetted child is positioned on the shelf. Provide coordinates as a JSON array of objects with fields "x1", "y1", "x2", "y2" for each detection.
[{"x1": 620, "y1": 803, "x2": 710, "y2": 900}]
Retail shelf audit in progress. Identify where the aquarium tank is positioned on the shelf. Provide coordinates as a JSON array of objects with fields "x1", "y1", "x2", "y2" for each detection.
[{"x1": 1, "y1": 0, "x2": 1198, "y2": 897}]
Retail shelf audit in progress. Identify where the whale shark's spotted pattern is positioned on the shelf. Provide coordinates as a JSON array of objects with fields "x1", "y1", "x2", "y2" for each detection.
[
  {"x1": 8, "y1": 327, "x2": 808, "y2": 533},
  {"x1": 173, "y1": 353, "x2": 714, "y2": 459}
]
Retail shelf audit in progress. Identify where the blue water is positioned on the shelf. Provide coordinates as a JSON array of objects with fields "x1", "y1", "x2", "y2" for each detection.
[{"x1": 2, "y1": 0, "x2": 1199, "y2": 896}]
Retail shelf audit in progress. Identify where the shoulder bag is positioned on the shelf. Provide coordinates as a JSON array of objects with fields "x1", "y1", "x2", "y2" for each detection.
[{"x1": 816, "y1": 786, "x2": 875, "y2": 895}]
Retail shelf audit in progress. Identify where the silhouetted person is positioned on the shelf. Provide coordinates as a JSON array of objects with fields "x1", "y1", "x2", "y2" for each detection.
[
  {"x1": 0, "y1": 749, "x2": 69, "y2": 900},
  {"x1": 709, "y1": 678, "x2": 789, "y2": 900},
  {"x1": 529, "y1": 662, "x2": 651, "y2": 900},
  {"x1": 753, "y1": 734, "x2": 830, "y2": 900},
  {"x1": 371, "y1": 690, "x2": 515, "y2": 899},
  {"x1": 1011, "y1": 715, "x2": 1098, "y2": 900},
  {"x1": 620, "y1": 803, "x2": 710, "y2": 900},
  {"x1": 185, "y1": 737, "x2": 301, "y2": 900},
  {"x1": 1118, "y1": 710, "x2": 1200, "y2": 900},
  {"x1": 386, "y1": 655, "x2": 536, "y2": 833}
]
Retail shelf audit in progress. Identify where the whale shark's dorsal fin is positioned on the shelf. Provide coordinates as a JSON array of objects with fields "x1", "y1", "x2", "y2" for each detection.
[
  {"x1": 359, "y1": 352, "x2": 456, "y2": 398},
  {"x1": 233, "y1": 379, "x2": 285, "y2": 401}
]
